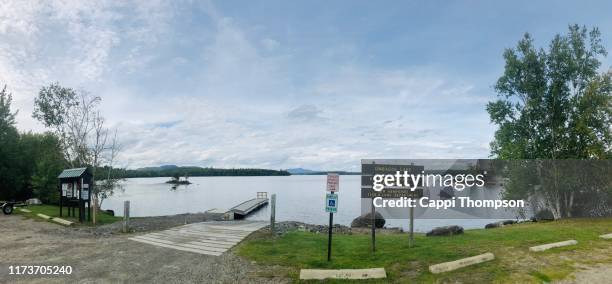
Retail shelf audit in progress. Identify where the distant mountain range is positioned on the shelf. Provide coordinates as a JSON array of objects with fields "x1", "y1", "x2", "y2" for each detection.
[
  {"x1": 136, "y1": 165, "x2": 179, "y2": 171},
  {"x1": 286, "y1": 168, "x2": 360, "y2": 175},
  {"x1": 286, "y1": 168, "x2": 318, "y2": 174}
]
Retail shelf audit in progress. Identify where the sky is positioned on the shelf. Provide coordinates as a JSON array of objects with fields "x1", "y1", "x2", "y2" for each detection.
[{"x1": 1, "y1": 1, "x2": 611, "y2": 171}]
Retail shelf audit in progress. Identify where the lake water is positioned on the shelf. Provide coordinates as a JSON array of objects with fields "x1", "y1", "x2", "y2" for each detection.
[{"x1": 102, "y1": 175, "x2": 508, "y2": 232}]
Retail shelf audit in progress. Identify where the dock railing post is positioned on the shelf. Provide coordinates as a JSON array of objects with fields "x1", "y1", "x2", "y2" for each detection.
[
  {"x1": 123, "y1": 200, "x2": 130, "y2": 233},
  {"x1": 270, "y1": 194, "x2": 276, "y2": 234}
]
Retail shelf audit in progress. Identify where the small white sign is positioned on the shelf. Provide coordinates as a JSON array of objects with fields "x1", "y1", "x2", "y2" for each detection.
[
  {"x1": 82, "y1": 189, "x2": 89, "y2": 200},
  {"x1": 326, "y1": 174, "x2": 339, "y2": 192}
]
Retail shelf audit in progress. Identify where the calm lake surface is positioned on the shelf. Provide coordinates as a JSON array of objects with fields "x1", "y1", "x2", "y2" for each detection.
[{"x1": 102, "y1": 175, "x2": 506, "y2": 232}]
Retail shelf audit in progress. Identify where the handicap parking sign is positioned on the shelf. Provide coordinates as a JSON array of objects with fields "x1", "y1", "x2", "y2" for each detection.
[{"x1": 325, "y1": 193, "x2": 338, "y2": 213}]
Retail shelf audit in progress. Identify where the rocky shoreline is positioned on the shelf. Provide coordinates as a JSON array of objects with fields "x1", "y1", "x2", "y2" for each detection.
[
  {"x1": 77, "y1": 211, "x2": 225, "y2": 236},
  {"x1": 72, "y1": 212, "x2": 405, "y2": 237}
]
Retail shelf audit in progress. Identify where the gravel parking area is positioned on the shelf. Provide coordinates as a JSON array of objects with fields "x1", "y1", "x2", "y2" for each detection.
[{"x1": 0, "y1": 215, "x2": 287, "y2": 283}]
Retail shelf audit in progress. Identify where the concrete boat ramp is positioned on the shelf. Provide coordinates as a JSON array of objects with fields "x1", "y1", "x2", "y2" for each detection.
[{"x1": 129, "y1": 221, "x2": 267, "y2": 256}]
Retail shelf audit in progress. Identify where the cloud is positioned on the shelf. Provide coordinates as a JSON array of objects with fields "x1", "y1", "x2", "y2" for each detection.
[
  {"x1": 261, "y1": 38, "x2": 280, "y2": 51},
  {"x1": 287, "y1": 104, "x2": 325, "y2": 122},
  {"x1": 0, "y1": 1, "x2": 498, "y2": 171}
]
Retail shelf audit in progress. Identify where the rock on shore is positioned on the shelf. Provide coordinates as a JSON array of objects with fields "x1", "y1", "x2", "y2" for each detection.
[
  {"x1": 350, "y1": 212, "x2": 386, "y2": 228},
  {"x1": 426, "y1": 225, "x2": 464, "y2": 236}
]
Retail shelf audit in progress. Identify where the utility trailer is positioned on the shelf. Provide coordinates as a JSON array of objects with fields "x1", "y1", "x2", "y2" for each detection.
[{"x1": 1, "y1": 201, "x2": 25, "y2": 215}]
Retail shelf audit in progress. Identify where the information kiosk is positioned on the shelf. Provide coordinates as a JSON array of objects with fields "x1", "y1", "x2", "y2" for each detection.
[{"x1": 58, "y1": 167, "x2": 93, "y2": 223}]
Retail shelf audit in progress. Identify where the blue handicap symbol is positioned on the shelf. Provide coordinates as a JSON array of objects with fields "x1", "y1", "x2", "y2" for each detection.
[{"x1": 328, "y1": 200, "x2": 336, "y2": 207}]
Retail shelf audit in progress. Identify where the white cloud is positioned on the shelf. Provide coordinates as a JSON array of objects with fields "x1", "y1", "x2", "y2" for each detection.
[{"x1": 0, "y1": 1, "x2": 493, "y2": 171}]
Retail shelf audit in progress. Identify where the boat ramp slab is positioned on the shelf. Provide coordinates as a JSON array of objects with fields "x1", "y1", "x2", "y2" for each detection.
[{"x1": 129, "y1": 221, "x2": 267, "y2": 256}]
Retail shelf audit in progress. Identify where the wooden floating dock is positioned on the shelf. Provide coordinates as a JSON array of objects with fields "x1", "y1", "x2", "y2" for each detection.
[{"x1": 230, "y1": 192, "x2": 269, "y2": 218}]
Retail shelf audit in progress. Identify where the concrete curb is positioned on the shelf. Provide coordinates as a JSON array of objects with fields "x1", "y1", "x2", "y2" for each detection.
[
  {"x1": 529, "y1": 240, "x2": 577, "y2": 252},
  {"x1": 429, "y1": 253, "x2": 495, "y2": 274},
  {"x1": 19, "y1": 208, "x2": 31, "y2": 213},
  {"x1": 600, "y1": 233, "x2": 612, "y2": 240},
  {"x1": 36, "y1": 213, "x2": 51, "y2": 220},
  {"x1": 51, "y1": 217, "x2": 74, "y2": 226},
  {"x1": 299, "y1": 268, "x2": 387, "y2": 280}
]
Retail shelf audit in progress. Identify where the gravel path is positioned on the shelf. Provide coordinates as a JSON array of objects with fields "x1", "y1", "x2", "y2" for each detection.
[
  {"x1": 0, "y1": 215, "x2": 288, "y2": 283},
  {"x1": 555, "y1": 264, "x2": 612, "y2": 284}
]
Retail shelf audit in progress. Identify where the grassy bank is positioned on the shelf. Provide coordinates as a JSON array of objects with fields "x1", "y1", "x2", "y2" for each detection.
[
  {"x1": 15, "y1": 204, "x2": 121, "y2": 226},
  {"x1": 237, "y1": 218, "x2": 612, "y2": 283}
]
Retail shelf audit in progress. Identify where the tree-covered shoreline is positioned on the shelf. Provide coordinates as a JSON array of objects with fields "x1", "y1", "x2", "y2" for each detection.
[{"x1": 102, "y1": 165, "x2": 290, "y2": 179}]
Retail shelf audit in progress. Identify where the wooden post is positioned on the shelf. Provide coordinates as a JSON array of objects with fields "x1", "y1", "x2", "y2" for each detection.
[
  {"x1": 59, "y1": 181, "x2": 63, "y2": 217},
  {"x1": 78, "y1": 181, "x2": 83, "y2": 223},
  {"x1": 270, "y1": 194, "x2": 276, "y2": 234},
  {"x1": 123, "y1": 201, "x2": 130, "y2": 233},
  {"x1": 92, "y1": 196, "x2": 97, "y2": 225},
  {"x1": 371, "y1": 201, "x2": 376, "y2": 252},
  {"x1": 409, "y1": 205, "x2": 414, "y2": 247}
]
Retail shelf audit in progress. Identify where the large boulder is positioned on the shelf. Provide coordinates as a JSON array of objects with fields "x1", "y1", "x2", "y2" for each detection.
[
  {"x1": 426, "y1": 225, "x2": 464, "y2": 236},
  {"x1": 485, "y1": 222, "x2": 502, "y2": 229},
  {"x1": 351, "y1": 212, "x2": 385, "y2": 228}
]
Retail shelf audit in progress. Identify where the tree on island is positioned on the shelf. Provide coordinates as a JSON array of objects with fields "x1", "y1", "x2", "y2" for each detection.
[
  {"x1": 487, "y1": 25, "x2": 611, "y2": 218},
  {"x1": 166, "y1": 172, "x2": 191, "y2": 185}
]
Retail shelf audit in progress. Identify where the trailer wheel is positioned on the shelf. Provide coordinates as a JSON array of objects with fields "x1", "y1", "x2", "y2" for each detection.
[{"x1": 2, "y1": 204, "x2": 13, "y2": 215}]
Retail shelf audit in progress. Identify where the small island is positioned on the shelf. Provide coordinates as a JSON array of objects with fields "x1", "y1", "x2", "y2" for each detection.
[{"x1": 166, "y1": 173, "x2": 192, "y2": 185}]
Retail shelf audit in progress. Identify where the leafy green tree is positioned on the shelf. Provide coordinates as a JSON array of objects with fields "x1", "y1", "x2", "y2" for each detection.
[
  {"x1": 488, "y1": 25, "x2": 611, "y2": 159},
  {"x1": 488, "y1": 25, "x2": 612, "y2": 218},
  {"x1": 0, "y1": 84, "x2": 66, "y2": 202},
  {"x1": 0, "y1": 85, "x2": 25, "y2": 200},
  {"x1": 21, "y1": 133, "x2": 64, "y2": 204}
]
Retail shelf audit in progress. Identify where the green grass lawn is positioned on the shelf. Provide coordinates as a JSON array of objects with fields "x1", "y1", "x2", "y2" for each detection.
[
  {"x1": 237, "y1": 218, "x2": 612, "y2": 283},
  {"x1": 15, "y1": 204, "x2": 121, "y2": 226}
]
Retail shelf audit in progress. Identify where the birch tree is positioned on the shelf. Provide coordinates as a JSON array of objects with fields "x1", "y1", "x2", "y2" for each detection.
[{"x1": 33, "y1": 83, "x2": 122, "y2": 206}]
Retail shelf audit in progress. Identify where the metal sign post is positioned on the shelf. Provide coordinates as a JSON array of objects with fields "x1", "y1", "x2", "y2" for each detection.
[
  {"x1": 325, "y1": 174, "x2": 339, "y2": 261},
  {"x1": 328, "y1": 193, "x2": 334, "y2": 261}
]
